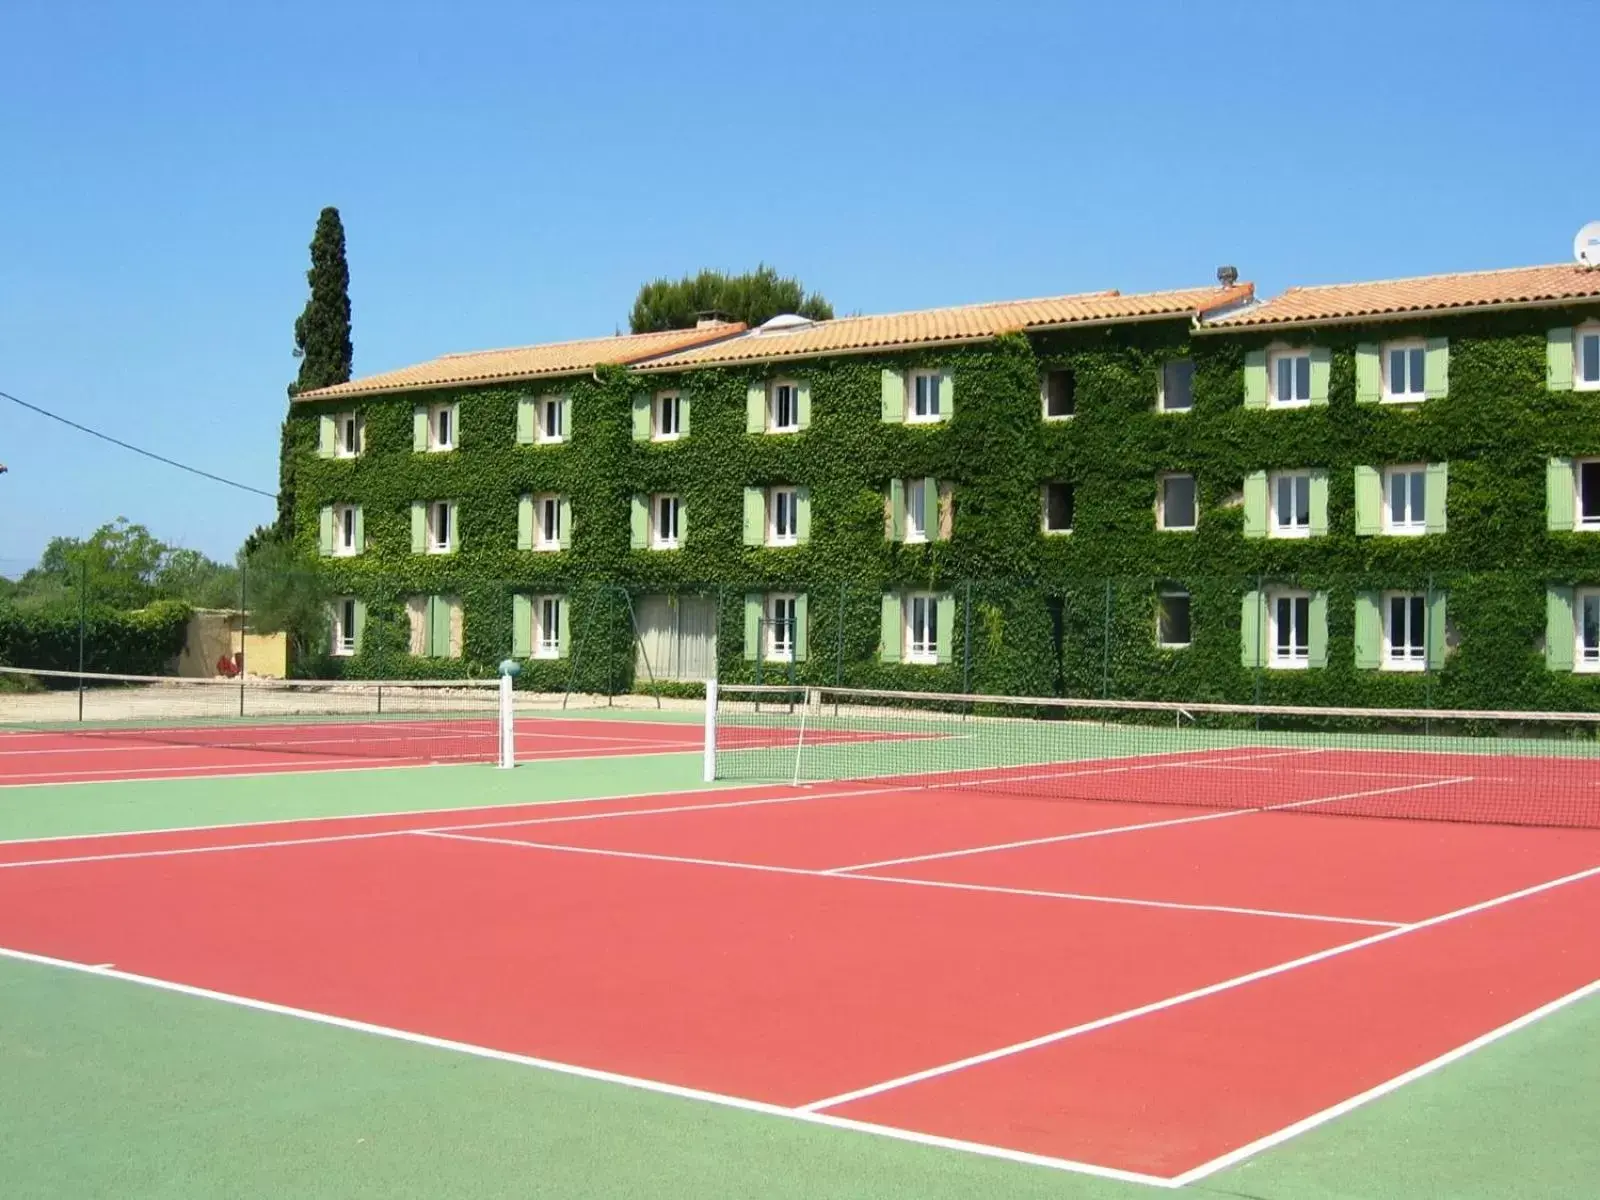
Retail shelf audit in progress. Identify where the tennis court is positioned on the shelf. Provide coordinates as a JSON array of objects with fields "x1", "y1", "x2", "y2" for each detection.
[{"x1": 3, "y1": 678, "x2": 1599, "y2": 1190}]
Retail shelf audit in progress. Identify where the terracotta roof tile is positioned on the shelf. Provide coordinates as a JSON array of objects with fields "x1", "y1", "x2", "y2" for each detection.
[
  {"x1": 633, "y1": 285, "x2": 1253, "y2": 370},
  {"x1": 1207, "y1": 264, "x2": 1600, "y2": 330},
  {"x1": 294, "y1": 324, "x2": 746, "y2": 401}
]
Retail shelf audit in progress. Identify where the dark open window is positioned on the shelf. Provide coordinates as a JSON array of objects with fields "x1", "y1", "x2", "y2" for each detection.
[
  {"x1": 1043, "y1": 483, "x2": 1074, "y2": 533},
  {"x1": 1044, "y1": 369, "x2": 1076, "y2": 418}
]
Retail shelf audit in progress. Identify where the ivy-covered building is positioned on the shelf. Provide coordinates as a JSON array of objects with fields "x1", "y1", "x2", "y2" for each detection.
[{"x1": 290, "y1": 262, "x2": 1600, "y2": 710}]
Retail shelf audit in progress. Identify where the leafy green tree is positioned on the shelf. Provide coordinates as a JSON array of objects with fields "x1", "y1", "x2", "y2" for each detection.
[
  {"x1": 278, "y1": 206, "x2": 354, "y2": 538},
  {"x1": 26, "y1": 518, "x2": 170, "y2": 609},
  {"x1": 629, "y1": 265, "x2": 833, "y2": 333},
  {"x1": 239, "y1": 534, "x2": 331, "y2": 669},
  {"x1": 155, "y1": 548, "x2": 240, "y2": 610}
]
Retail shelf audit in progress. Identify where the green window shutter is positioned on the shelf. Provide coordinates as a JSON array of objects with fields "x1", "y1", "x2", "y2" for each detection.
[
  {"x1": 557, "y1": 597, "x2": 571, "y2": 659},
  {"x1": 1309, "y1": 470, "x2": 1329, "y2": 536},
  {"x1": 1354, "y1": 466, "x2": 1381, "y2": 536},
  {"x1": 1354, "y1": 592, "x2": 1382, "y2": 669},
  {"x1": 679, "y1": 395, "x2": 690, "y2": 436},
  {"x1": 631, "y1": 393, "x2": 651, "y2": 441},
  {"x1": 410, "y1": 502, "x2": 426, "y2": 553},
  {"x1": 1426, "y1": 591, "x2": 1448, "y2": 670},
  {"x1": 1424, "y1": 463, "x2": 1448, "y2": 534},
  {"x1": 1242, "y1": 471, "x2": 1268, "y2": 538},
  {"x1": 1309, "y1": 346, "x2": 1331, "y2": 405},
  {"x1": 746, "y1": 383, "x2": 766, "y2": 433},
  {"x1": 879, "y1": 593, "x2": 902, "y2": 663},
  {"x1": 676, "y1": 499, "x2": 687, "y2": 546},
  {"x1": 516, "y1": 396, "x2": 535, "y2": 443},
  {"x1": 889, "y1": 479, "x2": 906, "y2": 542},
  {"x1": 1424, "y1": 338, "x2": 1450, "y2": 400},
  {"x1": 558, "y1": 497, "x2": 573, "y2": 549},
  {"x1": 447, "y1": 501, "x2": 460, "y2": 552},
  {"x1": 559, "y1": 396, "x2": 572, "y2": 439},
  {"x1": 318, "y1": 506, "x2": 334, "y2": 556},
  {"x1": 935, "y1": 595, "x2": 956, "y2": 664},
  {"x1": 793, "y1": 594, "x2": 809, "y2": 662},
  {"x1": 743, "y1": 594, "x2": 762, "y2": 661},
  {"x1": 1240, "y1": 590, "x2": 1262, "y2": 668},
  {"x1": 1307, "y1": 592, "x2": 1328, "y2": 669},
  {"x1": 1243, "y1": 351, "x2": 1268, "y2": 409},
  {"x1": 351, "y1": 600, "x2": 367, "y2": 653},
  {"x1": 512, "y1": 594, "x2": 532, "y2": 658},
  {"x1": 795, "y1": 487, "x2": 811, "y2": 544},
  {"x1": 1546, "y1": 586, "x2": 1575, "y2": 671},
  {"x1": 1547, "y1": 458, "x2": 1575, "y2": 531},
  {"x1": 412, "y1": 405, "x2": 428, "y2": 450},
  {"x1": 742, "y1": 488, "x2": 764, "y2": 546},
  {"x1": 796, "y1": 381, "x2": 812, "y2": 429},
  {"x1": 1355, "y1": 345, "x2": 1381, "y2": 404},
  {"x1": 881, "y1": 370, "x2": 905, "y2": 423},
  {"x1": 921, "y1": 477, "x2": 938, "y2": 539},
  {"x1": 352, "y1": 506, "x2": 364, "y2": 555},
  {"x1": 1547, "y1": 329, "x2": 1575, "y2": 392},
  {"x1": 429, "y1": 596, "x2": 452, "y2": 660},
  {"x1": 517, "y1": 495, "x2": 533, "y2": 551},
  {"x1": 318, "y1": 415, "x2": 336, "y2": 457},
  {"x1": 938, "y1": 370, "x2": 955, "y2": 419},
  {"x1": 629, "y1": 495, "x2": 648, "y2": 549}
]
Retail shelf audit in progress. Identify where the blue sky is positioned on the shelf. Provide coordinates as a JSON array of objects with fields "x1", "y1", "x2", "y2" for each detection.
[{"x1": 1, "y1": 0, "x2": 1593, "y2": 570}]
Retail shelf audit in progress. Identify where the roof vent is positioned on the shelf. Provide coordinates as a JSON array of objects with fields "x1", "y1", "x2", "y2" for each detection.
[
  {"x1": 1217, "y1": 265, "x2": 1239, "y2": 288},
  {"x1": 756, "y1": 313, "x2": 815, "y2": 335},
  {"x1": 694, "y1": 309, "x2": 734, "y2": 329}
]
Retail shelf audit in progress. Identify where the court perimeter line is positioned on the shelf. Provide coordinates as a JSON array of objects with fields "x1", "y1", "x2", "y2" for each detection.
[
  {"x1": 0, "y1": 730, "x2": 697, "y2": 759},
  {"x1": 0, "y1": 944, "x2": 1176, "y2": 1190},
  {"x1": 417, "y1": 830, "x2": 1400, "y2": 928},
  {"x1": 795, "y1": 860, "x2": 1600, "y2": 1114},
  {"x1": 1166, "y1": 975, "x2": 1600, "y2": 1187}
]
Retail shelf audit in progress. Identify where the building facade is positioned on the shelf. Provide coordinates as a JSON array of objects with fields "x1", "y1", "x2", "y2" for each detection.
[{"x1": 291, "y1": 263, "x2": 1600, "y2": 710}]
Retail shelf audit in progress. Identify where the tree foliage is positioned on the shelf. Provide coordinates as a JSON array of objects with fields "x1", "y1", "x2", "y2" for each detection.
[{"x1": 629, "y1": 265, "x2": 833, "y2": 334}]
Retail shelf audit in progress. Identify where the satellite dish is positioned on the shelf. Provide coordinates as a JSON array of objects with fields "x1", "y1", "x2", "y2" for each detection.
[{"x1": 1575, "y1": 222, "x2": 1600, "y2": 266}]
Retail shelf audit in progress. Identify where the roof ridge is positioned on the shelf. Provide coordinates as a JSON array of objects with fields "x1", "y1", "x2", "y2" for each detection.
[
  {"x1": 437, "y1": 325, "x2": 736, "y2": 362},
  {"x1": 1277, "y1": 262, "x2": 1582, "y2": 296}
]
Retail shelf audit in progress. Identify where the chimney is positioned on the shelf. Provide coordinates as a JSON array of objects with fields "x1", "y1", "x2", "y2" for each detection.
[
  {"x1": 1217, "y1": 265, "x2": 1239, "y2": 289},
  {"x1": 695, "y1": 309, "x2": 734, "y2": 329}
]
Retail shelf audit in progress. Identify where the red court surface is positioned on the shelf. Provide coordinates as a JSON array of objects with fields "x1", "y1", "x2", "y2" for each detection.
[{"x1": 2, "y1": 755, "x2": 1598, "y2": 1186}]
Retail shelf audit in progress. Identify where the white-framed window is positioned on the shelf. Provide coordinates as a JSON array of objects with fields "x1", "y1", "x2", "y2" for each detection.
[
  {"x1": 1383, "y1": 340, "x2": 1426, "y2": 401},
  {"x1": 427, "y1": 402, "x2": 455, "y2": 451},
  {"x1": 1577, "y1": 589, "x2": 1600, "y2": 673},
  {"x1": 1158, "y1": 473, "x2": 1197, "y2": 531},
  {"x1": 768, "y1": 487, "x2": 798, "y2": 547},
  {"x1": 1577, "y1": 459, "x2": 1600, "y2": 530},
  {"x1": 908, "y1": 371, "x2": 944, "y2": 423},
  {"x1": 903, "y1": 479, "x2": 929, "y2": 544},
  {"x1": 1269, "y1": 348, "x2": 1311, "y2": 408},
  {"x1": 1383, "y1": 465, "x2": 1427, "y2": 535},
  {"x1": 1042, "y1": 482, "x2": 1074, "y2": 534},
  {"x1": 651, "y1": 494, "x2": 680, "y2": 549},
  {"x1": 1384, "y1": 591, "x2": 1427, "y2": 671},
  {"x1": 1159, "y1": 359, "x2": 1194, "y2": 413},
  {"x1": 532, "y1": 595, "x2": 563, "y2": 660},
  {"x1": 1042, "y1": 369, "x2": 1075, "y2": 419},
  {"x1": 332, "y1": 597, "x2": 357, "y2": 657},
  {"x1": 1268, "y1": 590, "x2": 1311, "y2": 669},
  {"x1": 904, "y1": 592, "x2": 939, "y2": 664},
  {"x1": 654, "y1": 390, "x2": 682, "y2": 440},
  {"x1": 769, "y1": 381, "x2": 800, "y2": 432},
  {"x1": 333, "y1": 503, "x2": 359, "y2": 556},
  {"x1": 766, "y1": 594, "x2": 797, "y2": 662},
  {"x1": 1157, "y1": 590, "x2": 1191, "y2": 648},
  {"x1": 428, "y1": 500, "x2": 453, "y2": 554},
  {"x1": 535, "y1": 493, "x2": 563, "y2": 550},
  {"x1": 1270, "y1": 471, "x2": 1312, "y2": 538},
  {"x1": 335, "y1": 412, "x2": 362, "y2": 457},
  {"x1": 537, "y1": 395, "x2": 566, "y2": 443},
  {"x1": 1576, "y1": 325, "x2": 1600, "y2": 391}
]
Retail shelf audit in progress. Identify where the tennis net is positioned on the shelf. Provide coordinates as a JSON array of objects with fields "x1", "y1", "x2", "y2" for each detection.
[
  {"x1": 0, "y1": 665, "x2": 513, "y2": 766},
  {"x1": 707, "y1": 683, "x2": 1600, "y2": 829}
]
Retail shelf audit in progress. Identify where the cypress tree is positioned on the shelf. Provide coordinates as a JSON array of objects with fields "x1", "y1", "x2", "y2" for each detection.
[{"x1": 277, "y1": 206, "x2": 353, "y2": 536}]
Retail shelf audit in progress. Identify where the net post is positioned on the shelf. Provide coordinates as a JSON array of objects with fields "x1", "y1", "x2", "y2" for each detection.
[
  {"x1": 497, "y1": 673, "x2": 515, "y2": 769},
  {"x1": 703, "y1": 677, "x2": 718, "y2": 783}
]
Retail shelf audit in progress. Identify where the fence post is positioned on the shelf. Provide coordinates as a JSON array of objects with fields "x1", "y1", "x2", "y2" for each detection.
[
  {"x1": 1100, "y1": 579, "x2": 1113, "y2": 699},
  {"x1": 962, "y1": 580, "x2": 973, "y2": 695},
  {"x1": 834, "y1": 581, "x2": 846, "y2": 689},
  {"x1": 76, "y1": 558, "x2": 86, "y2": 722},
  {"x1": 238, "y1": 559, "x2": 247, "y2": 715},
  {"x1": 1253, "y1": 573, "x2": 1265, "y2": 718}
]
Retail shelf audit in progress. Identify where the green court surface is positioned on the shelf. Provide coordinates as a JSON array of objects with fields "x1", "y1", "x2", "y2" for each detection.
[{"x1": 2, "y1": 734, "x2": 1597, "y2": 1198}]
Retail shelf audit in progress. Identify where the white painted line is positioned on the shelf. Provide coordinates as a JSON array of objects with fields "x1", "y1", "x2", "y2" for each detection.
[
  {"x1": 1166, "y1": 976, "x2": 1600, "y2": 1186},
  {"x1": 0, "y1": 829, "x2": 410, "y2": 870},
  {"x1": 796, "y1": 860, "x2": 1600, "y2": 1114},
  {"x1": 416, "y1": 831, "x2": 1398, "y2": 928},
  {"x1": 0, "y1": 729, "x2": 697, "y2": 759},
  {"x1": 0, "y1": 944, "x2": 1175, "y2": 1190}
]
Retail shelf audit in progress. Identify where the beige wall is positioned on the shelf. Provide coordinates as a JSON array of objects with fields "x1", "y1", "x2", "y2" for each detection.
[{"x1": 174, "y1": 610, "x2": 288, "y2": 678}]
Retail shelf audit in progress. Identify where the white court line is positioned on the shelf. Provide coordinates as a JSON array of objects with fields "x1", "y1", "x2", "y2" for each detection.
[
  {"x1": 416, "y1": 830, "x2": 1397, "y2": 928},
  {"x1": 796, "y1": 860, "x2": 1600, "y2": 1114},
  {"x1": 0, "y1": 727, "x2": 697, "y2": 758},
  {"x1": 0, "y1": 829, "x2": 413, "y2": 870},
  {"x1": 1168, "y1": 975, "x2": 1600, "y2": 1186},
  {"x1": 826, "y1": 777, "x2": 1474, "y2": 874},
  {"x1": 0, "y1": 943, "x2": 1173, "y2": 1190}
]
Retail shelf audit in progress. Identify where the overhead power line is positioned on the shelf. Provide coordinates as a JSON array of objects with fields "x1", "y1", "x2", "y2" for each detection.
[{"x1": 0, "y1": 387, "x2": 276, "y2": 499}]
